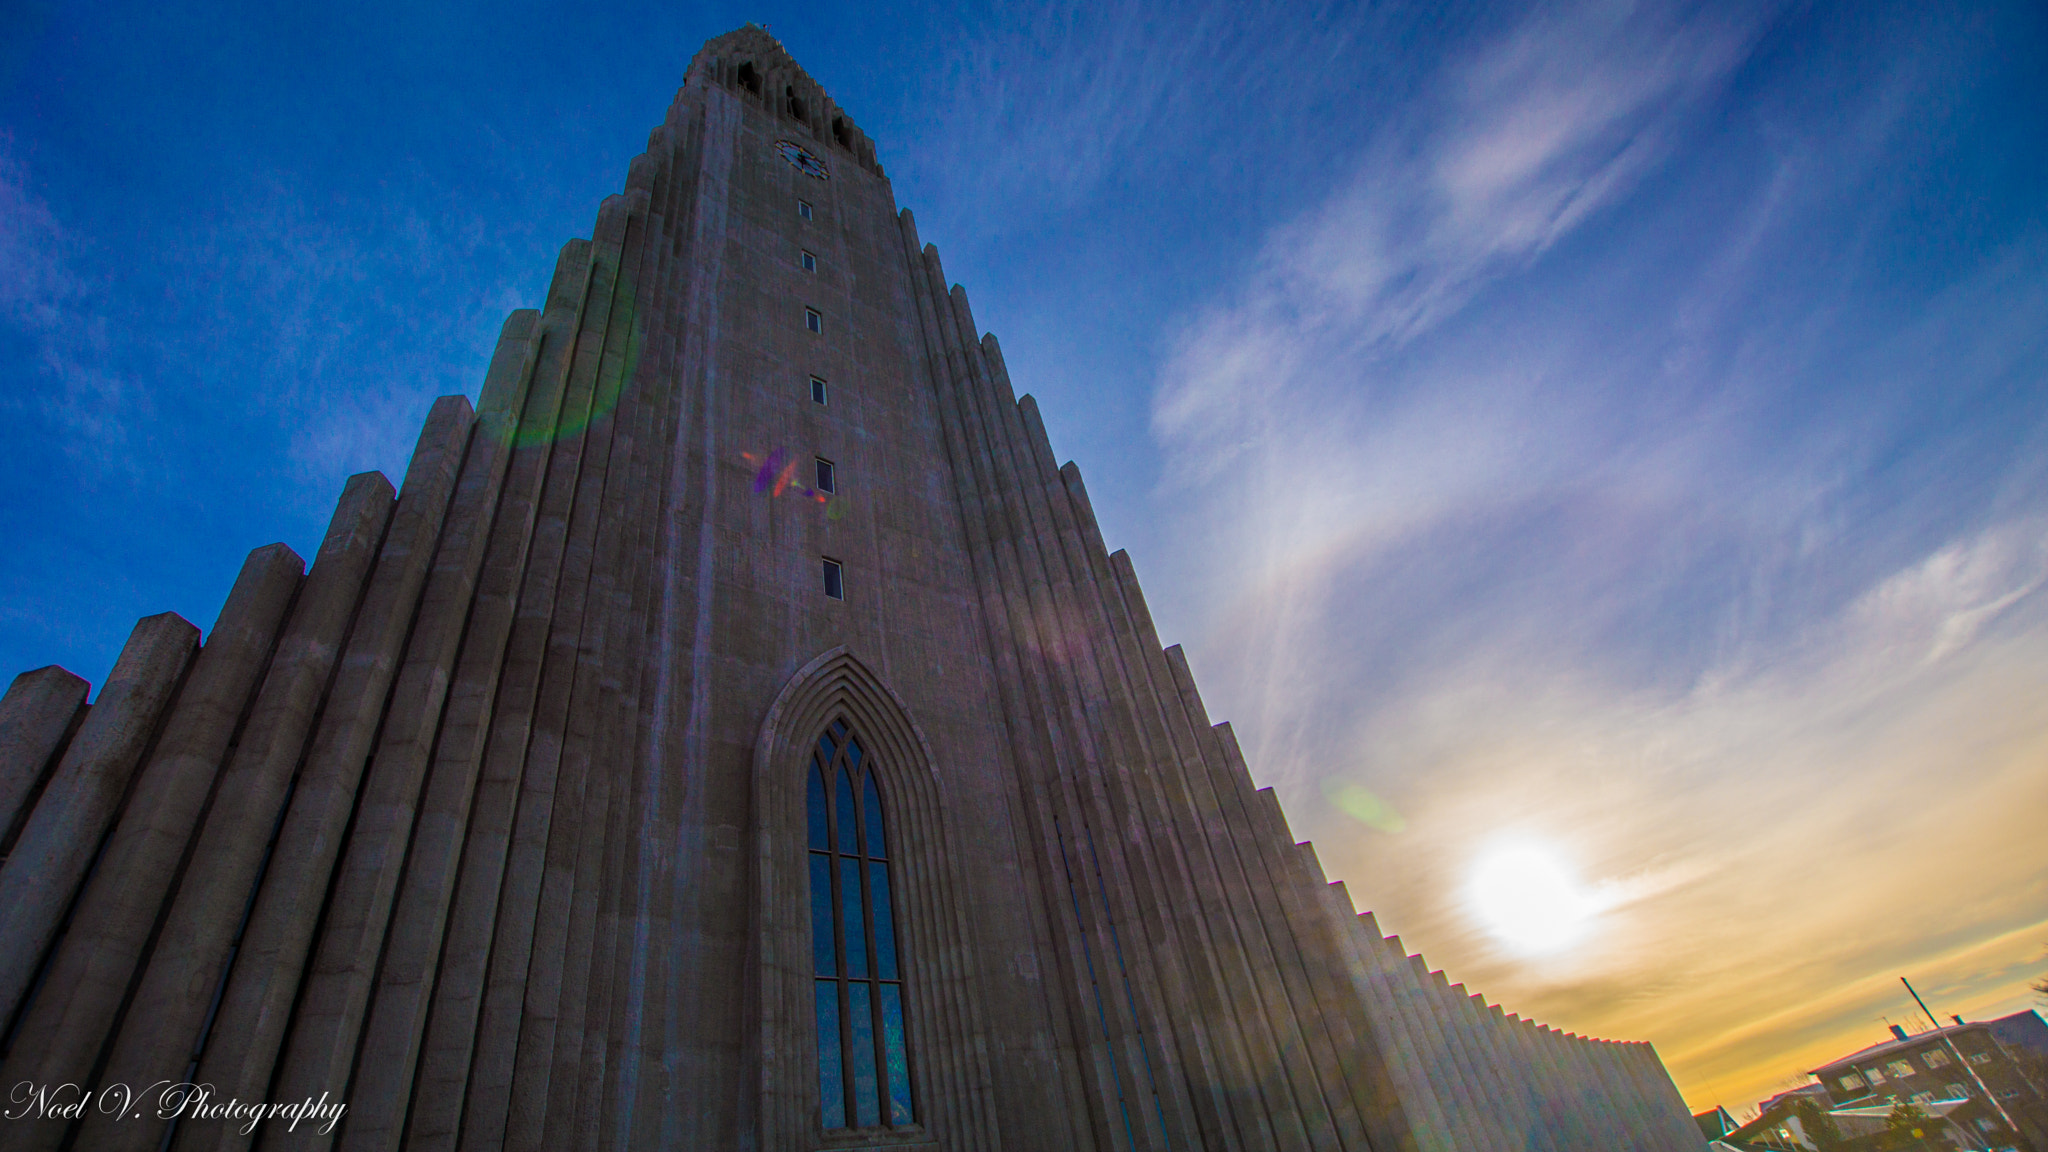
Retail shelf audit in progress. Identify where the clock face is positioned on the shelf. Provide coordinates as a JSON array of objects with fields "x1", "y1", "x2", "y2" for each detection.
[{"x1": 775, "y1": 140, "x2": 830, "y2": 180}]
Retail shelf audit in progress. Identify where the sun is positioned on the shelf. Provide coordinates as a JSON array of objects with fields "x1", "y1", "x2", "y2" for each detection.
[{"x1": 1465, "y1": 840, "x2": 1606, "y2": 957}]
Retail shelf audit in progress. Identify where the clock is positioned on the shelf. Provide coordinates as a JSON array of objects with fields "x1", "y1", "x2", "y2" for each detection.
[{"x1": 775, "y1": 140, "x2": 830, "y2": 180}]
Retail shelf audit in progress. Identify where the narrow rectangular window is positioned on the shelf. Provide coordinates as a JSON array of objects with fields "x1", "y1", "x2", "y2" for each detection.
[
  {"x1": 810, "y1": 376, "x2": 828, "y2": 405},
  {"x1": 798, "y1": 199, "x2": 813, "y2": 220},
  {"x1": 822, "y1": 558, "x2": 844, "y2": 600},
  {"x1": 815, "y1": 458, "x2": 835, "y2": 494},
  {"x1": 806, "y1": 308, "x2": 822, "y2": 333},
  {"x1": 802, "y1": 250, "x2": 817, "y2": 272}
]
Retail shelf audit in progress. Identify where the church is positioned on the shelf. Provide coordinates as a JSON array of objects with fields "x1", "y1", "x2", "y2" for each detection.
[{"x1": 0, "y1": 26, "x2": 1704, "y2": 1152}]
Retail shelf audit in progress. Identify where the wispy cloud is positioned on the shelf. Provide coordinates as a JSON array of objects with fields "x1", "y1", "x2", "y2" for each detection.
[
  {"x1": 0, "y1": 139, "x2": 150, "y2": 465},
  {"x1": 1155, "y1": 0, "x2": 1769, "y2": 481}
]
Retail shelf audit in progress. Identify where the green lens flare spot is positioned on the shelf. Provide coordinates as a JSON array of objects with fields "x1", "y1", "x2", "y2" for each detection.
[{"x1": 1322, "y1": 780, "x2": 1405, "y2": 833}]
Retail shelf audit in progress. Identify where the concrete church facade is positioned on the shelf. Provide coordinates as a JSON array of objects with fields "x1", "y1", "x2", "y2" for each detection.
[{"x1": 0, "y1": 27, "x2": 1704, "y2": 1152}]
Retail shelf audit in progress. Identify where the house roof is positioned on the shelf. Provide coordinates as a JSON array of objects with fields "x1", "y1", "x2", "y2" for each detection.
[{"x1": 1811, "y1": 1022, "x2": 1978, "y2": 1074}]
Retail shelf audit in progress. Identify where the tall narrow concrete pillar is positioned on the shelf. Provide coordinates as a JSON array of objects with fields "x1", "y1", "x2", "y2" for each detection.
[
  {"x1": 0, "y1": 666, "x2": 89, "y2": 843},
  {"x1": 0, "y1": 610, "x2": 198, "y2": 1022},
  {"x1": 85, "y1": 401, "x2": 470, "y2": 1152},
  {"x1": 0, "y1": 542, "x2": 303, "y2": 1125}
]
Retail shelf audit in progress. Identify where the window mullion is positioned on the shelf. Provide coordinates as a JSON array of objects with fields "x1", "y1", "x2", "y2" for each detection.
[{"x1": 859, "y1": 791, "x2": 887, "y2": 1120}]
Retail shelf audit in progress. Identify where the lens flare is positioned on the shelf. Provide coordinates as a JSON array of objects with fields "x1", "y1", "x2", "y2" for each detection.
[
  {"x1": 742, "y1": 448, "x2": 848, "y2": 519},
  {"x1": 1322, "y1": 780, "x2": 1405, "y2": 832}
]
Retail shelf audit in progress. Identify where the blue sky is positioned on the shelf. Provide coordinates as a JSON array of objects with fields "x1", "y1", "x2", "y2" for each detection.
[{"x1": 3, "y1": 0, "x2": 2044, "y2": 1115}]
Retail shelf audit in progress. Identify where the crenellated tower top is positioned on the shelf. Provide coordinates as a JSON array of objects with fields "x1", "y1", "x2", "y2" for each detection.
[{"x1": 684, "y1": 25, "x2": 886, "y2": 178}]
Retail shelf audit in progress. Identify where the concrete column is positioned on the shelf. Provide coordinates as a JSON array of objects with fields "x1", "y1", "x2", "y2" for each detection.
[
  {"x1": 1059, "y1": 460, "x2": 1275, "y2": 1152},
  {"x1": 1, "y1": 542, "x2": 302, "y2": 1124},
  {"x1": 901, "y1": 229, "x2": 1106, "y2": 1152},
  {"x1": 82, "y1": 400, "x2": 470, "y2": 1152},
  {"x1": 1003, "y1": 373, "x2": 1213, "y2": 1152},
  {"x1": 78, "y1": 471, "x2": 390, "y2": 1150},
  {"x1": 1552, "y1": 1033, "x2": 1602, "y2": 1149},
  {"x1": 319, "y1": 306, "x2": 543, "y2": 1152},
  {"x1": 1158, "y1": 647, "x2": 1329, "y2": 1152},
  {"x1": 1630, "y1": 1043, "x2": 1705, "y2": 1152},
  {"x1": 1506, "y1": 1015, "x2": 1563, "y2": 1152},
  {"x1": 535, "y1": 203, "x2": 659, "y2": 1152},
  {"x1": 1590, "y1": 1040, "x2": 1655, "y2": 1149},
  {"x1": 485, "y1": 201, "x2": 641, "y2": 1152},
  {"x1": 931, "y1": 272, "x2": 1155, "y2": 1152},
  {"x1": 588, "y1": 182, "x2": 683, "y2": 1150},
  {"x1": 1093, "y1": 541, "x2": 1283, "y2": 1152},
  {"x1": 0, "y1": 610, "x2": 198, "y2": 1022},
  {"x1": 0, "y1": 666, "x2": 89, "y2": 843},
  {"x1": 1418, "y1": 965, "x2": 1489, "y2": 1150},
  {"x1": 563, "y1": 201, "x2": 675, "y2": 1151},
  {"x1": 1540, "y1": 1027, "x2": 1588, "y2": 1149},
  {"x1": 404, "y1": 250, "x2": 593, "y2": 1152},
  {"x1": 1348, "y1": 914, "x2": 1453, "y2": 1152}
]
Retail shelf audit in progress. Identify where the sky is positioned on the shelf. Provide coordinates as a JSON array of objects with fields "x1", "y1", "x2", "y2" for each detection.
[{"x1": 2, "y1": 0, "x2": 2044, "y2": 1119}]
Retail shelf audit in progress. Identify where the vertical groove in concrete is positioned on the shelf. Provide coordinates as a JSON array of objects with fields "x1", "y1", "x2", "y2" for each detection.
[
  {"x1": 1, "y1": 542, "x2": 304, "y2": 1122},
  {"x1": 0, "y1": 667, "x2": 90, "y2": 846},
  {"x1": 0, "y1": 611, "x2": 199, "y2": 1025}
]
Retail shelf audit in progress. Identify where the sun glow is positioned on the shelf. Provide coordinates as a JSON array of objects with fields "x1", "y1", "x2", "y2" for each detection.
[{"x1": 1465, "y1": 840, "x2": 1608, "y2": 957}]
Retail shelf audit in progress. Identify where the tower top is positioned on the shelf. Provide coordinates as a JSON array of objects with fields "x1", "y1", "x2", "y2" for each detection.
[{"x1": 687, "y1": 26, "x2": 885, "y2": 177}]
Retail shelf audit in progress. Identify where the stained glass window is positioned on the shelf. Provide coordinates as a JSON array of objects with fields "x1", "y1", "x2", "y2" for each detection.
[{"x1": 807, "y1": 721, "x2": 915, "y2": 1129}]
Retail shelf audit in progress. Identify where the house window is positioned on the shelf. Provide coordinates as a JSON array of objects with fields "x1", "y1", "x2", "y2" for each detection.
[
  {"x1": 802, "y1": 250, "x2": 817, "y2": 272},
  {"x1": 1942, "y1": 1083, "x2": 1968, "y2": 1100},
  {"x1": 806, "y1": 308, "x2": 823, "y2": 333},
  {"x1": 808, "y1": 720, "x2": 914, "y2": 1129},
  {"x1": 815, "y1": 458, "x2": 835, "y2": 494},
  {"x1": 1865, "y1": 1067, "x2": 1886, "y2": 1084},
  {"x1": 811, "y1": 376, "x2": 828, "y2": 405},
  {"x1": 1888, "y1": 1059, "x2": 1916, "y2": 1077},
  {"x1": 1923, "y1": 1049, "x2": 1951, "y2": 1068},
  {"x1": 822, "y1": 558, "x2": 844, "y2": 600},
  {"x1": 1839, "y1": 1074, "x2": 1865, "y2": 1090},
  {"x1": 798, "y1": 199, "x2": 813, "y2": 220},
  {"x1": 1969, "y1": 1052, "x2": 1993, "y2": 1065},
  {"x1": 1909, "y1": 1091, "x2": 1934, "y2": 1105}
]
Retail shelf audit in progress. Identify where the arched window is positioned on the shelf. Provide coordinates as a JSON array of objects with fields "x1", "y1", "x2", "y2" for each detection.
[{"x1": 807, "y1": 718, "x2": 914, "y2": 1130}]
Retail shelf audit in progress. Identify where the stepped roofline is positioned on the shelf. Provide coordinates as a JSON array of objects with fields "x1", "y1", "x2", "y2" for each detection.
[{"x1": 686, "y1": 25, "x2": 885, "y2": 177}]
